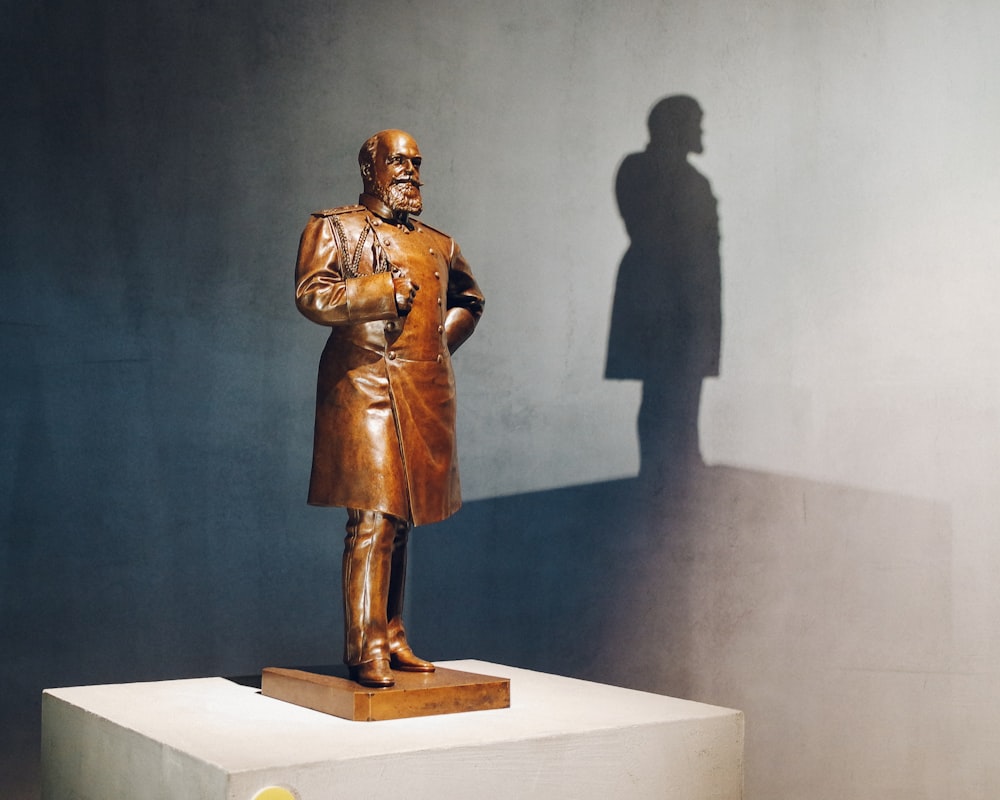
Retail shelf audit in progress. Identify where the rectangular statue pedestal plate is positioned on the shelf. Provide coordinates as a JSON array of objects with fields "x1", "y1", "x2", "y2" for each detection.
[
  {"x1": 260, "y1": 664, "x2": 510, "y2": 721},
  {"x1": 42, "y1": 659, "x2": 744, "y2": 800}
]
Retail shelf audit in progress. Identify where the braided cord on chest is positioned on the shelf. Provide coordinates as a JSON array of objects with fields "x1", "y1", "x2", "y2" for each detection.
[{"x1": 328, "y1": 214, "x2": 367, "y2": 279}]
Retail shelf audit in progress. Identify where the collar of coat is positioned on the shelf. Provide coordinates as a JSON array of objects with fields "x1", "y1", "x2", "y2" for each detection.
[{"x1": 358, "y1": 192, "x2": 416, "y2": 229}]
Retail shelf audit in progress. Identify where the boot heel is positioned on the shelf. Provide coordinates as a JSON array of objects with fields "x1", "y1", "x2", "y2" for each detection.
[{"x1": 349, "y1": 658, "x2": 395, "y2": 687}]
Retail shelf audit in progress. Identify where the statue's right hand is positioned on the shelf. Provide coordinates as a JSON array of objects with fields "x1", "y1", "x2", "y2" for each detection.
[{"x1": 393, "y1": 274, "x2": 419, "y2": 316}]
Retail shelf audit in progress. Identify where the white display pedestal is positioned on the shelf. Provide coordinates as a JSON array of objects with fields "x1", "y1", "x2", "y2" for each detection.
[{"x1": 42, "y1": 659, "x2": 743, "y2": 800}]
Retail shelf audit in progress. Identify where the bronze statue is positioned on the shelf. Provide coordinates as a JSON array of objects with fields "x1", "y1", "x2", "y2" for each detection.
[{"x1": 294, "y1": 130, "x2": 484, "y2": 688}]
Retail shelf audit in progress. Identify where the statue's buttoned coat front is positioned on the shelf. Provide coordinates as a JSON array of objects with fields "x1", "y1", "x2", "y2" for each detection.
[{"x1": 295, "y1": 197, "x2": 484, "y2": 526}]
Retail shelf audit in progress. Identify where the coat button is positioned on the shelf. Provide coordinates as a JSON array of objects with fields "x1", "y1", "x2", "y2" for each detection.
[
  {"x1": 387, "y1": 351, "x2": 396, "y2": 360},
  {"x1": 434, "y1": 270, "x2": 440, "y2": 279},
  {"x1": 436, "y1": 354, "x2": 443, "y2": 363},
  {"x1": 437, "y1": 325, "x2": 444, "y2": 333}
]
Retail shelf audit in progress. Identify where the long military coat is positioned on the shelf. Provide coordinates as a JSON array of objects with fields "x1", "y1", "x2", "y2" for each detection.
[{"x1": 295, "y1": 195, "x2": 484, "y2": 526}]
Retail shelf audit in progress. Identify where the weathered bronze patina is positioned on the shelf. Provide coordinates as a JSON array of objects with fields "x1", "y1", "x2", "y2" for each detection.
[{"x1": 295, "y1": 130, "x2": 484, "y2": 688}]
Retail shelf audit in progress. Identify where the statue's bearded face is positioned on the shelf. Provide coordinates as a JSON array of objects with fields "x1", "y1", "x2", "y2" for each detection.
[{"x1": 369, "y1": 132, "x2": 423, "y2": 215}]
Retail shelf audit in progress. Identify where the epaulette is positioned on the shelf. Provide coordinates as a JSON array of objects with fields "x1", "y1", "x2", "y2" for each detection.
[
  {"x1": 414, "y1": 219, "x2": 451, "y2": 238},
  {"x1": 312, "y1": 204, "x2": 365, "y2": 218}
]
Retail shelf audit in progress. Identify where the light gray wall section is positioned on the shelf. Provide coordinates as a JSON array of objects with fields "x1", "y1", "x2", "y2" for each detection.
[{"x1": 3, "y1": 1, "x2": 999, "y2": 797}]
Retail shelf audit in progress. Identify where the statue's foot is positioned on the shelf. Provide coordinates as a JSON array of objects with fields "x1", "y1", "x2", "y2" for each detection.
[
  {"x1": 389, "y1": 645, "x2": 435, "y2": 672},
  {"x1": 349, "y1": 658, "x2": 394, "y2": 687}
]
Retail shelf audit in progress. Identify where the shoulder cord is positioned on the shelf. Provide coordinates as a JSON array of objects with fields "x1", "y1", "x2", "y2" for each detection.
[
  {"x1": 328, "y1": 214, "x2": 367, "y2": 279},
  {"x1": 329, "y1": 214, "x2": 392, "y2": 278}
]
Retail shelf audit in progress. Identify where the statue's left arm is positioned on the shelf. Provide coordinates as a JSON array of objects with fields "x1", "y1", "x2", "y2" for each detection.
[{"x1": 444, "y1": 241, "x2": 484, "y2": 354}]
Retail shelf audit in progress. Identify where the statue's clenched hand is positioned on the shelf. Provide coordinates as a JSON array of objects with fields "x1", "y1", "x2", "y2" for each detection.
[{"x1": 392, "y1": 273, "x2": 419, "y2": 316}]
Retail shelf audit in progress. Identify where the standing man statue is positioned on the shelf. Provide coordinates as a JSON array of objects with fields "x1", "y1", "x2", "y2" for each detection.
[{"x1": 294, "y1": 130, "x2": 484, "y2": 688}]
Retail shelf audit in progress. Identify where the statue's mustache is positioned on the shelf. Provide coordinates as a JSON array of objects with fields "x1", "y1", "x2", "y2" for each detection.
[{"x1": 393, "y1": 178, "x2": 424, "y2": 187}]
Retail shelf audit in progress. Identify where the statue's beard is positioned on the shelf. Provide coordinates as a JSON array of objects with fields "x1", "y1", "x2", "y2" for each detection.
[{"x1": 377, "y1": 180, "x2": 423, "y2": 215}]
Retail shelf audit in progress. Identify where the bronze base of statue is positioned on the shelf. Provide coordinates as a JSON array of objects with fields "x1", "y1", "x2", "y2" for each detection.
[{"x1": 261, "y1": 664, "x2": 510, "y2": 722}]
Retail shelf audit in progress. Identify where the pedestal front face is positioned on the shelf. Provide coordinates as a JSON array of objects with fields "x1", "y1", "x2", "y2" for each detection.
[{"x1": 42, "y1": 660, "x2": 744, "y2": 800}]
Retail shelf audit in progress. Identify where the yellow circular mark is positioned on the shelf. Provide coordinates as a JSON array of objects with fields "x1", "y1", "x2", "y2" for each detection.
[{"x1": 251, "y1": 788, "x2": 298, "y2": 800}]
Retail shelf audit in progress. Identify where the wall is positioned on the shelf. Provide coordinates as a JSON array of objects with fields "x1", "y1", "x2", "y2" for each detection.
[{"x1": 3, "y1": 0, "x2": 999, "y2": 797}]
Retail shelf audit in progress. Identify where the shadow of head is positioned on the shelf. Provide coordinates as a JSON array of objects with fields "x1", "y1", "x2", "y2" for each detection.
[{"x1": 648, "y1": 94, "x2": 704, "y2": 155}]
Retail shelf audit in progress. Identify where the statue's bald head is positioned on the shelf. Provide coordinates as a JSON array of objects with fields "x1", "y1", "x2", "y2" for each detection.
[{"x1": 359, "y1": 129, "x2": 423, "y2": 216}]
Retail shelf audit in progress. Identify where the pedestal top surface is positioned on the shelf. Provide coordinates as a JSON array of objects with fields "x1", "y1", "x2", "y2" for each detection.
[{"x1": 44, "y1": 660, "x2": 739, "y2": 773}]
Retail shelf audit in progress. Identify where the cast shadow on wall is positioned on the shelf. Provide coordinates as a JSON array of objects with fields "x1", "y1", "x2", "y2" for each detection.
[
  {"x1": 413, "y1": 95, "x2": 727, "y2": 689},
  {"x1": 606, "y1": 94, "x2": 722, "y2": 486}
]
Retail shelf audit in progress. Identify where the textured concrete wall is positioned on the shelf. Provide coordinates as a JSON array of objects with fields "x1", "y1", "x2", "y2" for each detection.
[{"x1": 3, "y1": 0, "x2": 1000, "y2": 797}]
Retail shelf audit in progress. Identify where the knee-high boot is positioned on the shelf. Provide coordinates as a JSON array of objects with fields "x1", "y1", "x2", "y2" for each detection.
[
  {"x1": 343, "y1": 509, "x2": 395, "y2": 687},
  {"x1": 386, "y1": 520, "x2": 435, "y2": 672}
]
